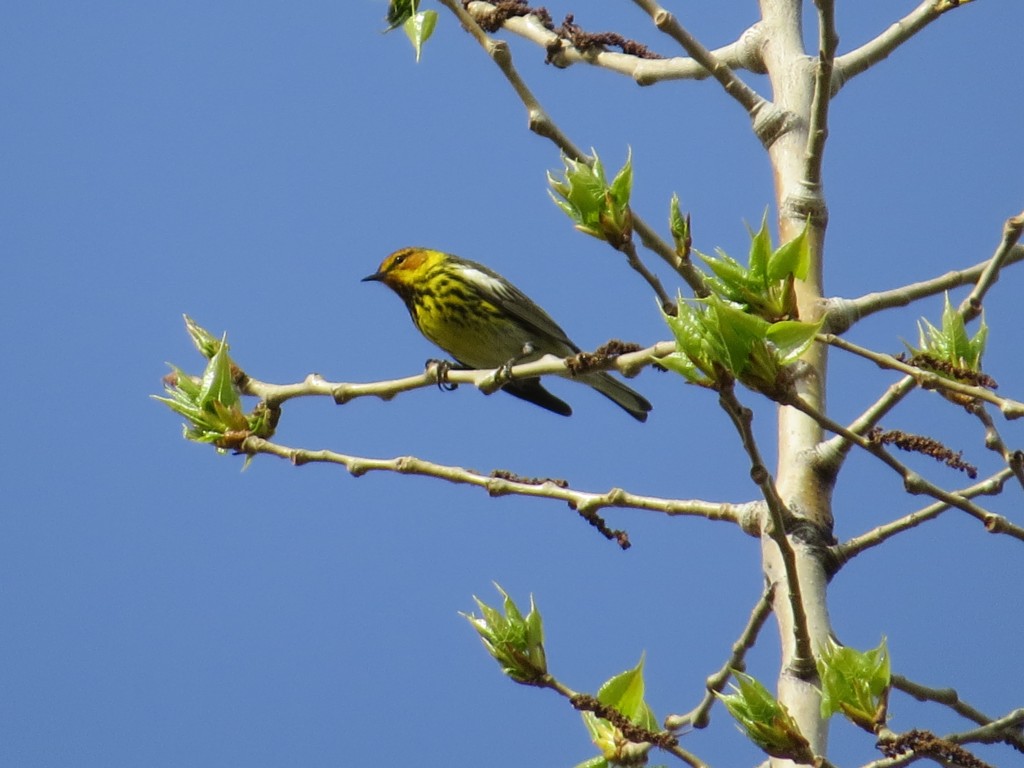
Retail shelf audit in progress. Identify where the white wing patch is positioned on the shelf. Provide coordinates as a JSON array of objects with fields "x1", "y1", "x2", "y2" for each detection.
[{"x1": 455, "y1": 265, "x2": 509, "y2": 297}]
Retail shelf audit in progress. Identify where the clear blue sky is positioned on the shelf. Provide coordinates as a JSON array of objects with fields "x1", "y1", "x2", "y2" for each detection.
[{"x1": 3, "y1": 2, "x2": 1022, "y2": 766}]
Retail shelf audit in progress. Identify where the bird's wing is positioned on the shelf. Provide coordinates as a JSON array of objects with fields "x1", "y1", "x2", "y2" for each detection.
[{"x1": 454, "y1": 260, "x2": 579, "y2": 354}]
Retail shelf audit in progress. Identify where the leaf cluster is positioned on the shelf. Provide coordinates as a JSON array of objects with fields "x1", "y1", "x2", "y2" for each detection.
[
  {"x1": 716, "y1": 670, "x2": 813, "y2": 761},
  {"x1": 909, "y1": 293, "x2": 988, "y2": 374},
  {"x1": 385, "y1": 0, "x2": 438, "y2": 62},
  {"x1": 578, "y1": 657, "x2": 662, "y2": 768},
  {"x1": 660, "y1": 218, "x2": 820, "y2": 396},
  {"x1": 462, "y1": 584, "x2": 547, "y2": 685},
  {"x1": 548, "y1": 150, "x2": 634, "y2": 248},
  {"x1": 153, "y1": 317, "x2": 273, "y2": 454},
  {"x1": 817, "y1": 637, "x2": 891, "y2": 732},
  {"x1": 698, "y1": 216, "x2": 809, "y2": 322}
]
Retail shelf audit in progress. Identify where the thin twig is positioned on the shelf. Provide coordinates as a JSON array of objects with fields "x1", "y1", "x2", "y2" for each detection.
[
  {"x1": 514, "y1": 674, "x2": 710, "y2": 768},
  {"x1": 239, "y1": 435, "x2": 755, "y2": 535},
  {"x1": 464, "y1": 2, "x2": 766, "y2": 85},
  {"x1": 831, "y1": 468, "x2": 1012, "y2": 567},
  {"x1": 819, "y1": 224, "x2": 1024, "y2": 470},
  {"x1": 893, "y1": 676, "x2": 1024, "y2": 753},
  {"x1": 968, "y1": 402, "x2": 1024, "y2": 491},
  {"x1": 959, "y1": 210, "x2": 1024, "y2": 321},
  {"x1": 788, "y1": 396, "x2": 1024, "y2": 543},
  {"x1": 832, "y1": 0, "x2": 974, "y2": 95},
  {"x1": 805, "y1": 0, "x2": 837, "y2": 190},
  {"x1": 621, "y1": 239, "x2": 675, "y2": 313},
  {"x1": 824, "y1": 243, "x2": 1024, "y2": 335},
  {"x1": 817, "y1": 334, "x2": 1024, "y2": 418},
  {"x1": 665, "y1": 586, "x2": 775, "y2": 730},
  {"x1": 950, "y1": 708, "x2": 1024, "y2": 750},
  {"x1": 717, "y1": 383, "x2": 816, "y2": 676},
  {"x1": 238, "y1": 341, "x2": 675, "y2": 406},
  {"x1": 440, "y1": 0, "x2": 706, "y2": 294},
  {"x1": 630, "y1": 0, "x2": 767, "y2": 118}
]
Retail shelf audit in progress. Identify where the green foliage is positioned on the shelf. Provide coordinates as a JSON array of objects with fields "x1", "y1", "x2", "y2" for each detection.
[
  {"x1": 716, "y1": 670, "x2": 812, "y2": 760},
  {"x1": 462, "y1": 584, "x2": 547, "y2": 684},
  {"x1": 661, "y1": 294, "x2": 821, "y2": 395},
  {"x1": 384, "y1": 0, "x2": 437, "y2": 61},
  {"x1": 697, "y1": 216, "x2": 810, "y2": 322},
  {"x1": 153, "y1": 317, "x2": 273, "y2": 455},
  {"x1": 668, "y1": 194, "x2": 690, "y2": 256},
  {"x1": 548, "y1": 150, "x2": 633, "y2": 247},
  {"x1": 579, "y1": 656, "x2": 659, "y2": 768},
  {"x1": 817, "y1": 637, "x2": 891, "y2": 732},
  {"x1": 909, "y1": 293, "x2": 988, "y2": 372},
  {"x1": 661, "y1": 217, "x2": 820, "y2": 396}
]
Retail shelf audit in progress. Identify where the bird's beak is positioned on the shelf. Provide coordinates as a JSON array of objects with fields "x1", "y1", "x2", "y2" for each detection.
[{"x1": 361, "y1": 271, "x2": 385, "y2": 283}]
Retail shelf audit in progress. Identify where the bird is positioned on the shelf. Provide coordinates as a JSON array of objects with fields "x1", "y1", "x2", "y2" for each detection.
[{"x1": 362, "y1": 247, "x2": 652, "y2": 421}]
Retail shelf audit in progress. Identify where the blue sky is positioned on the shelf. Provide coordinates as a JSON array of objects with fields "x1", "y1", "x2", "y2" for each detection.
[{"x1": 3, "y1": 2, "x2": 1022, "y2": 766}]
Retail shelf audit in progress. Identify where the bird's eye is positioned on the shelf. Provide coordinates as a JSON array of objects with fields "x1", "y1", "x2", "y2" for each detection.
[{"x1": 393, "y1": 253, "x2": 407, "y2": 266}]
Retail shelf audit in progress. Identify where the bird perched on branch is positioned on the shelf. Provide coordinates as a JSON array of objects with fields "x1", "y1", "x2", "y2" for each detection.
[{"x1": 363, "y1": 247, "x2": 652, "y2": 422}]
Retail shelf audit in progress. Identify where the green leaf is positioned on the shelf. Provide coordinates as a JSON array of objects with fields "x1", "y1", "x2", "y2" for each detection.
[
  {"x1": 403, "y1": 10, "x2": 437, "y2": 62},
  {"x1": 198, "y1": 336, "x2": 240, "y2": 409},
  {"x1": 596, "y1": 655, "x2": 655, "y2": 727},
  {"x1": 184, "y1": 315, "x2": 223, "y2": 359},
  {"x1": 767, "y1": 221, "x2": 810, "y2": 281},
  {"x1": 608, "y1": 148, "x2": 633, "y2": 208},
  {"x1": 698, "y1": 249, "x2": 748, "y2": 299},
  {"x1": 942, "y1": 294, "x2": 971, "y2": 360},
  {"x1": 765, "y1": 318, "x2": 824, "y2": 365},
  {"x1": 908, "y1": 292, "x2": 988, "y2": 373},
  {"x1": 717, "y1": 670, "x2": 811, "y2": 759},
  {"x1": 817, "y1": 637, "x2": 890, "y2": 731},
  {"x1": 669, "y1": 194, "x2": 690, "y2": 254},
  {"x1": 548, "y1": 150, "x2": 633, "y2": 246},
  {"x1": 747, "y1": 213, "x2": 772, "y2": 286},
  {"x1": 708, "y1": 297, "x2": 769, "y2": 377},
  {"x1": 462, "y1": 585, "x2": 547, "y2": 684}
]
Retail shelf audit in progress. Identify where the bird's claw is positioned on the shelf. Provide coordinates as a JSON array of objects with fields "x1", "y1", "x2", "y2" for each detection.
[
  {"x1": 426, "y1": 358, "x2": 458, "y2": 392},
  {"x1": 495, "y1": 360, "x2": 514, "y2": 384},
  {"x1": 496, "y1": 342, "x2": 535, "y2": 384}
]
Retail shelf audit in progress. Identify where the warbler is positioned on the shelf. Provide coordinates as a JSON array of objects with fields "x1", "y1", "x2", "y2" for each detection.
[{"x1": 363, "y1": 247, "x2": 652, "y2": 421}]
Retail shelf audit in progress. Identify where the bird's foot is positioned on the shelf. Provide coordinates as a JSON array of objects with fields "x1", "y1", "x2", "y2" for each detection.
[
  {"x1": 496, "y1": 342, "x2": 536, "y2": 384},
  {"x1": 425, "y1": 358, "x2": 459, "y2": 392}
]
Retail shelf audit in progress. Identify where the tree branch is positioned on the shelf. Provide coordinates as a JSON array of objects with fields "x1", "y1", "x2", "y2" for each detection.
[
  {"x1": 665, "y1": 585, "x2": 775, "y2": 730},
  {"x1": 543, "y1": 680, "x2": 709, "y2": 768},
  {"x1": 817, "y1": 333, "x2": 1024, "y2": 419},
  {"x1": 630, "y1": 0, "x2": 769, "y2": 120},
  {"x1": 804, "y1": 0, "x2": 837, "y2": 190},
  {"x1": 440, "y1": 0, "x2": 708, "y2": 294},
  {"x1": 464, "y1": 2, "x2": 767, "y2": 85},
  {"x1": 238, "y1": 341, "x2": 675, "y2": 407},
  {"x1": 959, "y1": 210, "x2": 1024, "y2": 321},
  {"x1": 892, "y1": 675, "x2": 1024, "y2": 753},
  {"x1": 819, "y1": 214, "x2": 1024, "y2": 471},
  {"x1": 239, "y1": 436, "x2": 758, "y2": 544},
  {"x1": 824, "y1": 245, "x2": 1024, "y2": 335},
  {"x1": 718, "y1": 383, "x2": 816, "y2": 676},
  {"x1": 788, "y1": 396, "x2": 1024, "y2": 543},
  {"x1": 968, "y1": 403, "x2": 1024, "y2": 491},
  {"x1": 832, "y1": 0, "x2": 975, "y2": 95},
  {"x1": 831, "y1": 468, "x2": 1012, "y2": 567}
]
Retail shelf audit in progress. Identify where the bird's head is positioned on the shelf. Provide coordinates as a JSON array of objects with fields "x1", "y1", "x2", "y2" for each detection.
[{"x1": 362, "y1": 247, "x2": 444, "y2": 293}]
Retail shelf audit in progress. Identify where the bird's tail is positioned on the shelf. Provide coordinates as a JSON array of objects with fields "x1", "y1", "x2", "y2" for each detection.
[{"x1": 582, "y1": 372, "x2": 652, "y2": 422}]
